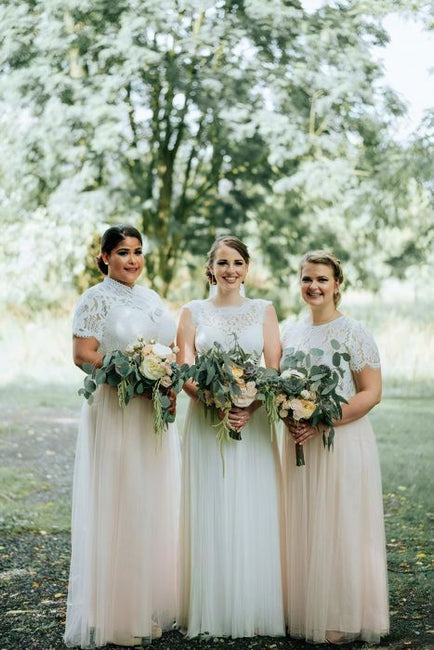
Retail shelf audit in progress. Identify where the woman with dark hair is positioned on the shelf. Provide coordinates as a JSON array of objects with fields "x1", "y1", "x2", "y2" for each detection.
[
  {"x1": 177, "y1": 235, "x2": 285, "y2": 638},
  {"x1": 65, "y1": 226, "x2": 180, "y2": 648},
  {"x1": 281, "y1": 250, "x2": 389, "y2": 645}
]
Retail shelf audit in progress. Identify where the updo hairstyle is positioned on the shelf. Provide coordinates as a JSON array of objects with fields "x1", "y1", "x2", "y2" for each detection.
[
  {"x1": 298, "y1": 250, "x2": 344, "y2": 306},
  {"x1": 96, "y1": 225, "x2": 143, "y2": 275},
  {"x1": 205, "y1": 235, "x2": 250, "y2": 284}
]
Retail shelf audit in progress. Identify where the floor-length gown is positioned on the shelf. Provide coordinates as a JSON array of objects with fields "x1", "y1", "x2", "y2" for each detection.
[
  {"x1": 281, "y1": 315, "x2": 389, "y2": 644},
  {"x1": 179, "y1": 298, "x2": 285, "y2": 638},
  {"x1": 65, "y1": 277, "x2": 181, "y2": 649}
]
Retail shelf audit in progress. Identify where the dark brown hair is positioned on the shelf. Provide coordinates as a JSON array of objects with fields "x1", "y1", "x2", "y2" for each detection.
[
  {"x1": 96, "y1": 225, "x2": 143, "y2": 275},
  {"x1": 206, "y1": 235, "x2": 250, "y2": 283}
]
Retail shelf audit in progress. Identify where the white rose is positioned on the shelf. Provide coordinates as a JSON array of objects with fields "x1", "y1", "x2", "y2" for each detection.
[
  {"x1": 140, "y1": 356, "x2": 166, "y2": 380},
  {"x1": 281, "y1": 369, "x2": 305, "y2": 380},
  {"x1": 150, "y1": 343, "x2": 173, "y2": 359}
]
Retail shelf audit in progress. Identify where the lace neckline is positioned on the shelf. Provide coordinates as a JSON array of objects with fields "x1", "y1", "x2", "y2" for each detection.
[
  {"x1": 104, "y1": 276, "x2": 136, "y2": 294},
  {"x1": 208, "y1": 298, "x2": 250, "y2": 311},
  {"x1": 309, "y1": 314, "x2": 346, "y2": 328}
]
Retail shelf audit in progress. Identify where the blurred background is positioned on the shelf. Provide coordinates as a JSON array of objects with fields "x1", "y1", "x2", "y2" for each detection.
[{"x1": 1, "y1": 0, "x2": 433, "y2": 395}]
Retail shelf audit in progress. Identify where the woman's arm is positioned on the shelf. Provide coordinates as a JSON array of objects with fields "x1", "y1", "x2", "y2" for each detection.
[
  {"x1": 73, "y1": 336, "x2": 103, "y2": 369},
  {"x1": 176, "y1": 308, "x2": 198, "y2": 400},
  {"x1": 263, "y1": 304, "x2": 282, "y2": 370},
  {"x1": 336, "y1": 365, "x2": 382, "y2": 426}
]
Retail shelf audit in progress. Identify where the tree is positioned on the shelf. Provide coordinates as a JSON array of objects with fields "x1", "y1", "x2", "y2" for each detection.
[{"x1": 0, "y1": 0, "x2": 432, "y2": 311}]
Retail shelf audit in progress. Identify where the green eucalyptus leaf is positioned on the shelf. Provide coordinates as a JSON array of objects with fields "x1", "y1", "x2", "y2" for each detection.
[
  {"x1": 160, "y1": 395, "x2": 171, "y2": 408},
  {"x1": 82, "y1": 362, "x2": 94, "y2": 375}
]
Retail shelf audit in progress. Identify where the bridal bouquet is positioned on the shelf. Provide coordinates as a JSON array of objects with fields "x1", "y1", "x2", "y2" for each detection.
[
  {"x1": 262, "y1": 341, "x2": 348, "y2": 466},
  {"x1": 187, "y1": 335, "x2": 262, "y2": 463},
  {"x1": 79, "y1": 338, "x2": 187, "y2": 437}
]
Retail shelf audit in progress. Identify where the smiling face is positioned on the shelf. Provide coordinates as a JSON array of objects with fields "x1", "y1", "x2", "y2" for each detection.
[
  {"x1": 210, "y1": 243, "x2": 248, "y2": 293},
  {"x1": 102, "y1": 236, "x2": 144, "y2": 287},
  {"x1": 300, "y1": 262, "x2": 339, "y2": 310}
]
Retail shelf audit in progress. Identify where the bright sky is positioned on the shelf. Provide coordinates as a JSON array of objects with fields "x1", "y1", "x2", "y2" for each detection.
[{"x1": 302, "y1": 0, "x2": 434, "y2": 139}]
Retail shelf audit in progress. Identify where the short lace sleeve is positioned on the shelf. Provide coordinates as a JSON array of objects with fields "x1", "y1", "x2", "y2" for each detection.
[
  {"x1": 72, "y1": 286, "x2": 107, "y2": 342},
  {"x1": 347, "y1": 320, "x2": 380, "y2": 372}
]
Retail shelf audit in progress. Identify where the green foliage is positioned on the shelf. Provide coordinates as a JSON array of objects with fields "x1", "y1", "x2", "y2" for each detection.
[
  {"x1": 79, "y1": 341, "x2": 188, "y2": 435},
  {"x1": 187, "y1": 336, "x2": 263, "y2": 469},
  {"x1": 0, "y1": 0, "x2": 432, "y2": 310},
  {"x1": 262, "y1": 343, "x2": 348, "y2": 465}
]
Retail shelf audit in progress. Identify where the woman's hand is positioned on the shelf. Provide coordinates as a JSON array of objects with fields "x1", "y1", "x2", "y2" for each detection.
[
  {"x1": 226, "y1": 406, "x2": 250, "y2": 431},
  {"x1": 284, "y1": 417, "x2": 320, "y2": 445},
  {"x1": 226, "y1": 401, "x2": 261, "y2": 431},
  {"x1": 73, "y1": 336, "x2": 103, "y2": 369}
]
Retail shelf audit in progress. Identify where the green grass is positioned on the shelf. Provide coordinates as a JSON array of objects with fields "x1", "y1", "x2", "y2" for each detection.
[
  {"x1": 0, "y1": 465, "x2": 72, "y2": 533},
  {"x1": 0, "y1": 381, "x2": 82, "y2": 412}
]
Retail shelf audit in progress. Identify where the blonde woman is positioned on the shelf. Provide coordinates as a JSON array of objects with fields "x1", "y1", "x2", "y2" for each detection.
[{"x1": 281, "y1": 250, "x2": 389, "y2": 645}]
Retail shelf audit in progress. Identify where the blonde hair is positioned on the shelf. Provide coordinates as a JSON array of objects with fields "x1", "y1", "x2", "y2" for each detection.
[{"x1": 299, "y1": 250, "x2": 344, "y2": 306}]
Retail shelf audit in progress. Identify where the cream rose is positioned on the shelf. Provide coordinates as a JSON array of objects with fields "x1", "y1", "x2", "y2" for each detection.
[
  {"x1": 160, "y1": 374, "x2": 172, "y2": 388},
  {"x1": 290, "y1": 398, "x2": 316, "y2": 421},
  {"x1": 230, "y1": 365, "x2": 244, "y2": 381},
  {"x1": 231, "y1": 381, "x2": 257, "y2": 408}
]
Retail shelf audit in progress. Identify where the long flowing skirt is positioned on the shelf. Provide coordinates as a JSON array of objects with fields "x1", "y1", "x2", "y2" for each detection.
[
  {"x1": 65, "y1": 385, "x2": 181, "y2": 648},
  {"x1": 179, "y1": 400, "x2": 285, "y2": 638},
  {"x1": 282, "y1": 416, "x2": 389, "y2": 644}
]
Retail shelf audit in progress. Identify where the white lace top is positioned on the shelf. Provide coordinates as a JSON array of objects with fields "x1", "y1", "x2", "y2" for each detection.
[
  {"x1": 280, "y1": 315, "x2": 380, "y2": 399},
  {"x1": 72, "y1": 277, "x2": 176, "y2": 353},
  {"x1": 183, "y1": 298, "x2": 272, "y2": 357}
]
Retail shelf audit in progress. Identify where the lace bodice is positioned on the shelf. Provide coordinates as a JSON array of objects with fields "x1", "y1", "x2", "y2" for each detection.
[
  {"x1": 183, "y1": 298, "x2": 272, "y2": 357},
  {"x1": 280, "y1": 315, "x2": 380, "y2": 399},
  {"x1": 72, "y1": 277, "x2": 176, "y2": 353}
]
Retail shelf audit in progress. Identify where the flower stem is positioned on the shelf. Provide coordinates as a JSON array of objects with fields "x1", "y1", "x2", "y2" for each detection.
[
  {"x1": 229, "y1": 428, "x2": 242, "y2": 440},
  {"x1": 295, "y1": 442, "x2": 305, "y2": 466}
]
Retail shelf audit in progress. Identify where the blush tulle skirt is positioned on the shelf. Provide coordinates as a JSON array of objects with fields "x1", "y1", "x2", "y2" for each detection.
[
  {"x1": 282, "y1": 416, "x2": 389, "y2": 644},
  {"x1": 64, "y1": 385, "x2": 181, "y2": 648}
]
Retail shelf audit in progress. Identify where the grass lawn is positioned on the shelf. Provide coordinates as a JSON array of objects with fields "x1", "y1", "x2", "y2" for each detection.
[{"x1": 0, "y1": 383, "x2": 432, "y2": 649}]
